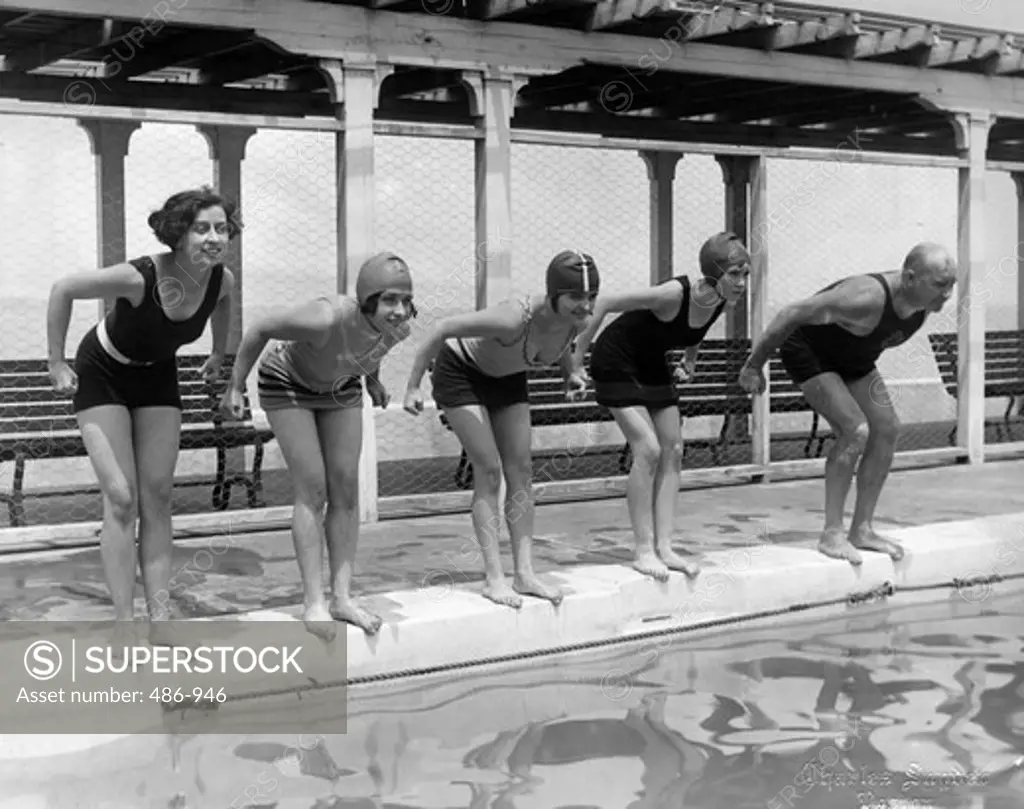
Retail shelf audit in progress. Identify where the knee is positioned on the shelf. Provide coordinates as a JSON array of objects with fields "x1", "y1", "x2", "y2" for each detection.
[
  {"x1": 660, "y1": 439, "x2": 684, "y2": 466},
  {"x1": 837, "y1": 421, "x2": 871, "y2": 458},
  {"x1": 502, "y1": 457, "x2": 533, "y2": 488},
  {"x1": 138, "y1": 478, "x2": 173, "y2": 519},
  {"x1": 631, "y1": 438, "x2": 662, "y2": 472},
  {"x1": 871, "y1": 415, "x2": 901, "y2": 446},
  {"x1": 105, "y1": 478, "x2": 137, "y2": 524},
  {"x1": 327, "y1": 472, "x2": 360, "y2": 511},
  {"x1": 472, "y1": 457, "x2": 504, "y2": 495},
  {"x1": 295, "y1": 478, "x2": 328, "y2": 513}
]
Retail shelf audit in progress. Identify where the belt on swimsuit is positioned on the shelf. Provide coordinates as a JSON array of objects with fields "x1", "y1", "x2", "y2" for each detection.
[{"x1": 96, "y1": 319, "x2": 156, "y2": 367}]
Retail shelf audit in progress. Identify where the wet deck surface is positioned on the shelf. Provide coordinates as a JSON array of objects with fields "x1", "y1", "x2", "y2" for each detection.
[{"x1": 1, "y1": 460, "x2": 1023, "y2": 622}]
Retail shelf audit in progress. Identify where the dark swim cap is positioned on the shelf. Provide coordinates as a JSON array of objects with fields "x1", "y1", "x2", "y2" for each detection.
[
  {"x1": 699, "y1": 232, "x2": 750, "y2": 281},
  {"x1": 355, "y1": 252, "x2": 412, "y2": 305},
  {"x1": 546, "y1": 250, "x2": 600, "y2": 310}
]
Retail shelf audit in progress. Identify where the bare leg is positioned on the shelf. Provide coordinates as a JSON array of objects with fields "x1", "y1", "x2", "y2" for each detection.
[
  {"x1": 444, "y1": 405, "x2": 522, "y2": 608},
  {"x1": 491, "y1": 403, "x2": 562, "y2": 604},
  {"x1": 799, "y1": 373, "x2": 871, "y2": 566},
  {"x1": 610, "y1": 407, "x2": 669, "y2": 580},
  {"x1": 317, "y1": 406, "x2": 383, "y2": 634},
  {"x1": 650, "y1": 404, "x2": 699, "y2": 577},
  {"x1": 77, "y1": 405, "x2": 140, "y2": 628},
  {"x1": 846, "y1": 371, "x2": 904, "y2": 561},
  {"x1": 266, "y1": 408, "x2": 336, "y2": 640},
  {"x1": 132, "y1": 406, "x2": 188, "y2": 648}
]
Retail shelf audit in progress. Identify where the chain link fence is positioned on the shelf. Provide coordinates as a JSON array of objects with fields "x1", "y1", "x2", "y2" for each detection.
[{"x1": 0, "y1": 113, "x2": 1018, "y2": 531}]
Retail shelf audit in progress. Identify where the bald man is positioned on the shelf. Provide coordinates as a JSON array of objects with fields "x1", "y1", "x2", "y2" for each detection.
[{"x1": 739, "y1": 243, "x2": 957, "y2": 565}]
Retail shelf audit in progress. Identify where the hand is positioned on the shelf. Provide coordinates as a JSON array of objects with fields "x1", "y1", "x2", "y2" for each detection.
[
  {"x1": 564, "y1": 371, "x2": 589, "y2": 402},
  {"x1": 403, "y1": 387, "x2": 424, "y2": 415},
  {"x1": 219, "y1": 387, "x2": 245, "y2": 420},
  {"x1": 673, "y1": 357, "x2": 696, "y2": 384},
  {"x1": 366, "y1": 377, "x2": 390, "y2": 409},
  {"x1": 199, "y1": 352, "x2": 224, "y2": 383},
  {"x1": 739, "y1": 362, "x2": 766, "y2": 395},
  {"x1": 49, "y1": 360, "x2": 78, "y2": 396}
]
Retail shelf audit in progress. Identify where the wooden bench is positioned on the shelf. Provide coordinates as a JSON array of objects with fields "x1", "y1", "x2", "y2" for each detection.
[
  {"x1": 439, "y1": 337, "x2": 830, "y2": 489},
  {"x1": 928, "y1": 330, "x2": 1024, "y2": 444},
  {"x1": 0, "y1": 354, "x2": 274, "y2": 527}
]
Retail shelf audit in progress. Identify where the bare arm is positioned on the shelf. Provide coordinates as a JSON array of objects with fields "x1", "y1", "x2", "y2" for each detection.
[
  {"x1": 745, "y1": 282, "x2": 881, "y2": 370},
  {"x1": 228, "y1": 297, "x2": 336, "y2": 393},
  {"x1": 559, "y1": 344, "x2": 582, "y2": 379},
  {"x1": 46, "y1": 264, "x2": 142, "y2": 366},
  {"x1": 574, "y1": 284, "x2": 681, "y2": 359},
  {"x1": 405, "y1": 304, "x2": 522, "y2": 392},
  {"x1": 209, "y1": 268, "x2": 235, "y2": 359}
]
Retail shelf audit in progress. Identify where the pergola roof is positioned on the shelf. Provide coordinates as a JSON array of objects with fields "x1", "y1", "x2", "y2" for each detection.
[{"x1": 0, "y1": 0, "x2": 1022, "y2": 159}]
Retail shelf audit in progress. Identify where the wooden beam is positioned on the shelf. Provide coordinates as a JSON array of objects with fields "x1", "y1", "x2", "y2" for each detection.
[
  {"x1": 514, "y1": 108, "x2": 959, "y2": 155},
  {"x1": 483, "y1": 0, "x2": 597, "y2": 21},
  {"x1": 587, "y1": 0, "x2": 702, "y2": 33},
  {"x1": 381, "y1": 66, "x2": 464, "y2": 98},
  {"x1": 0, "y1": 71, "x2": 331, "y2": 116},
  {"x1": 6, "y1": 0, "x2": 1024, "y2": 117},
  {"x1": 715, "y1": 88, "x2": 872, "y2": 125},
  {"x1": 0, "y1": 95, "x2": 343, "y2": 129},
  {"x1": 100, "y1": 29, "x2": 251, "y2": 80},
  {"x1": 1, "y1": 18, "x2": 114, "y2": 72},
  {"x1": 197, "y1": 43, "x2": 303, "y2": 86}
]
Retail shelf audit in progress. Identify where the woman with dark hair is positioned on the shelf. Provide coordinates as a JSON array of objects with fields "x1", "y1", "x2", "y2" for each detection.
[
  {"x1": 572, "y1": 232, "x2": 752, "y2": 581},
  {"x1": 222, "y1": 252, "x2": 416, "y2": 640},
  {"x1": 402, "y1": 250, "x2": 598, "y2": 610},
  {"x1": 46, "y1": 186, "x2": 238, "y2": 646}
]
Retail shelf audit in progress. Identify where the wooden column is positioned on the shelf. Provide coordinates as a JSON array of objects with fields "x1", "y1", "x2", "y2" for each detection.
[
  {"x1": 77, "y1": 119, "x2": 140, "y2": 318},
  {"x1": 716, "y1": 154, "x2": 755, "y2": 445},
  {"x1": 1014, "y1": 172, "x2": 1024, "y2": 418},
  {"x1": 638, "y1": 151, "x2": 682, "y2": 285},
  {"x1": 196, "y1": 124, "x2": 256, "y2": 354},
  {"x1": 952, "y1": 111, "x2": 993, "y2": 465},
  {"x1": 462, "y1": 71, "x2": 524, "y2": 309},
  {"x1": 748, "y1": 155, "x2": 770, "y2": 478},
  {"x1": 715, "y1": 155, "x2": 754, "y2": 339},
  {"x1": 1013, "y1": 173, "x2": 1024, "y2": 332},
  {"x1": 321, "y1": 58, "x2": 392, "y2": 523}
]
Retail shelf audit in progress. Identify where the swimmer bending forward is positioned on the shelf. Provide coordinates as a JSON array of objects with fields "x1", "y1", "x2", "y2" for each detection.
[{"x1": 739, "y1": 243, "x2": 957, "y2": 565}]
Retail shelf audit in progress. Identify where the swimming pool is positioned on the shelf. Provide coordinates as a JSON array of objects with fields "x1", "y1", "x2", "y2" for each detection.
[{"x1": 6, "y1": 582, "x2": 1024, "y2": 808}]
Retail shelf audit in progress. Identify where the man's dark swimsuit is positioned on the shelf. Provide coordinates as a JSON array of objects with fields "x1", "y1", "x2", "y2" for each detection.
[{"x1": 779, "y1": 272, "x2": 927, "y2": 385}]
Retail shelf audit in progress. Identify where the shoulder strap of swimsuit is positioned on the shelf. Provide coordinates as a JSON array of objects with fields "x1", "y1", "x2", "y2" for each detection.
[{"x1": 868, "y1": 272, "x2": 895, "y2": 316}]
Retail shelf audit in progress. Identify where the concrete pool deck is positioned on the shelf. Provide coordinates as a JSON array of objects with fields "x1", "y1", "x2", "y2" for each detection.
[{"x1": 1, "y1": 461, "x2": 1024, "y2": 685}]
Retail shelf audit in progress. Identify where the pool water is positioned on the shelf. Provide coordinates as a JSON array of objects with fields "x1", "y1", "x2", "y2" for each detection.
[{"x1": 7, "y1": 583, "x2": 1024, "y2": 808}]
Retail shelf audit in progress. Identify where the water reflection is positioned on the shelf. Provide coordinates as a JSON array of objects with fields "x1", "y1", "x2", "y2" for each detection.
[{"x1": 7, "y1": 590, "x2": 1024, "y2": 807}]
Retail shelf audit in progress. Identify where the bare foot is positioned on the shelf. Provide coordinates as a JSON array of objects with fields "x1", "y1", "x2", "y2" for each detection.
[
  {"x1": 329, "y1": 598, "x2": 383, "y2": 636},
  {"x1": 659, "y1": 548, "x2": 701, "y2": 578},
  {"x1": 513, "y1": 574, "x2": 564, "y2": 606},
  {"x1": 106, "y1": 620, "x2": 137, "y2": 664},
  {"x1": 302, "y1": 603, "x2": 337, "y2": 642},
  {"x1": 633, "y1": 549, "x2": 670, "y2": 582},
  {"x1": 818, "y1": 528, "x2": 863, "y2": 566},
  {"x1": 482, "y1": 580, "x2": 524, "y2": 609},
  {"x1": 849, "y1": 525, "x2": 905, "y2": 562}
]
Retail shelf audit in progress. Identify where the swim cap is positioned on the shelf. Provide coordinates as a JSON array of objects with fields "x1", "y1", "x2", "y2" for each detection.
[
  {"x1": 699, "y1": 232, "x2": 750, "y2": 281},
  {"x1": 355, "y1": 252, "x2": 412, "y2": 305},
  {"x1": 546, "y1": 250, "x2": 600, "y2": 309}
]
